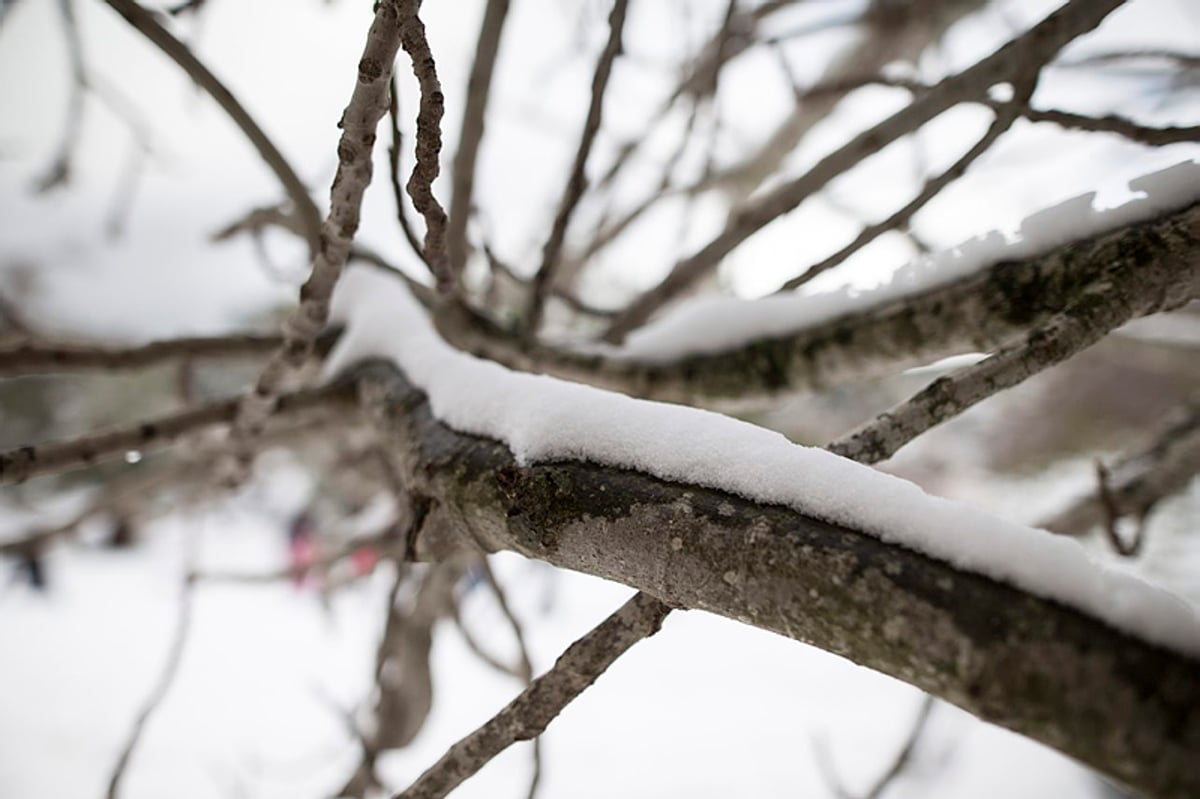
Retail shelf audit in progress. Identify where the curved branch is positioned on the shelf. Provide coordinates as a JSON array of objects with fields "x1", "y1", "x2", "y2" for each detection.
[{"x1": 101, "y1": 0, "x2": 322, "y2": 252}]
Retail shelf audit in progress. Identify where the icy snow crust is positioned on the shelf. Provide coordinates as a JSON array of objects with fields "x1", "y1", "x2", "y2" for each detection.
[
  {"x1": 620, "y1": 160, "x2": 1200, "y2": 362},
  {"x1": 326, "y1": 162, "x2": 1200, "y2": 658}
]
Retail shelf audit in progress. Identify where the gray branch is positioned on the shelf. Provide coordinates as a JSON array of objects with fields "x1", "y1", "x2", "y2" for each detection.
[
  {"x1": 350, "y1": 360, "x2": 1199, "y2": 799},
  {"x1": 434, "y1": 201, "x2": 1200, "y2": 405}
]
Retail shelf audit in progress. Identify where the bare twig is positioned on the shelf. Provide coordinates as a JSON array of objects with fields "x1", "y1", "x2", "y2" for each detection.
[
  {"x1": 1094, "y1": 460, "x2": 1148, "y2": 557},
  {"x1": 479, "y1": 557, "x2": 534, "y2": 683},
  {"x1": 525, "y1": 0, "x2": 630, "y2": 337},
  {"x1": 387, "y1": 75, "x2": 432, "y2": 269},
  {"x1": 105, "y1": 571, "x2": 196, "y2": 799},
  {"x1": 815, "y1": 694, "x2": 937, "y2": 799},
  {"x1": 102, "y1": 0, "x2": 321, "y2": 252},
  {"x1": 392, "y1": 591, "x2": 672, "y2": 799},
  {"x1": 830, "y1": 249, "x2": 1199, "y2": 464},
  {"x1": 778, "y1": 85, "x2": 1032, "y2": 292},
  {"x1": 0, "y1": 334, "x2": 282, "y2": 377},
  {"x1": 230, "y1": 0, "x2": 407, "y2": 456},
  {"x1": 447, "y1": 0, "x2": 512, "y2": 280},
  {"x1": 1022, "y1": 107, "x2": 1200, "y2": 148},
  {"x1": 0, "y1": 379, "x2": 353, "y2": 485},
  {"x1": 396, "y1": 0, "x2": 453, "y2": 293},
  {"x1": 601, "y1": 0, "x2": 1128, "y2": 343},
  {"x1": 1041, "y1": 398, "x2": 1200, "y2": 542}
]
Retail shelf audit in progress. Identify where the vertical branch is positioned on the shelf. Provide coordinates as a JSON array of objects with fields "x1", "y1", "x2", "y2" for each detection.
[
  {"x1": 447, "y1": 0, "x2": 512, "y2": 280},
  {"x1": 396, "y1": 0, "x2": 453, "y2": 293},
  {"x1": 230, "y1": 1, "x2": 406, "y2": 454},
  {"x1": 525, "y1": 0, "x2": 630, "y2": 338},
  {"x1": 386, "y1": 75, "x2": 431, "y2": 269}
]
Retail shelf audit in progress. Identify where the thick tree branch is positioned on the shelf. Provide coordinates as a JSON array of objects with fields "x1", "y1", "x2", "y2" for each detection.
[
  {"x1": 350, "y1": 360, "x2": 1199, "y2": 799},
  {"x1": 434, "y1": 201, "x2": 1200, "y2": 404}
]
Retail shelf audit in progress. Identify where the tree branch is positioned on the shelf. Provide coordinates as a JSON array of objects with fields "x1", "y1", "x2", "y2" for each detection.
[
  {"x1": 392, "y1": 591, "x2": 671, "y2": 799},
  {"x1": 396, "y1": 0, "x2": 452, "y2": 293},
  {"x1": 447, "y1": 0, "x2": 511, "y2": 281},
  {"x1": 101, "y1": 0, "x2": 322, "y2": 252},
  {"x1": 0, "y1": 334, "x2": 284, "y2": 377},
  {"x1": 829, "y1": 243, "x2": 1200, "y2": 463},
  {"x1": 0, "y1": 380, "x2": 354, "y2": 485},
  {"x1": 347, "y1": 360, "x2": 1199, "y2": 799},
  {"x1": 524, "y1": 0, "x2": 630, "y2": 337},
  {"x1": 600, "y1": 0, "x2": 1127, "y2": 343},
  {"x1": 433, "y1": 201, "x2": 1200, "y2": 404},
  {"x1": 1041, "y1": 397, "x2": 1200, "y2": 538}
]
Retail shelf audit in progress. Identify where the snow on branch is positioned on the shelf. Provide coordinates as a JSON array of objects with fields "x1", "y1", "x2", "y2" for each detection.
[
  {"x1": 329, "y1": 342, "x2": 1199, "y2": 796},
  {"x1": 433, "y1": 162, "x2": 1200, "y2": 403}
]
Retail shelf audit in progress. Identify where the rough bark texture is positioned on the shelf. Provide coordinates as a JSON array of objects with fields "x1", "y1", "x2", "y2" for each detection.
[
  {"x1": 349, "y1": 360, "x2": 1200, "y2": 799},
  {"x1": 437, "y1": 202, "x2": 1200, "y2": 405}
]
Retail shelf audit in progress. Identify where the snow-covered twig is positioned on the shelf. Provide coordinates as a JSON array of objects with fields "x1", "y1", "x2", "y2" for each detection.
[
  {"x1": 101, "y1": 0, "x2": 321, "y2": 253},
  {"x1": 434, "y1": 199, "x2": 1200, "y2": 404},
  {"x1": 525, "y1": 0, "x2": 630, "y2": 338},
  {"x1": 392, "y1": 591, "x2": 672, "y2": 799},
  {"x1": 600, "y1": 0, "x2": 1126, "y2": 343}
]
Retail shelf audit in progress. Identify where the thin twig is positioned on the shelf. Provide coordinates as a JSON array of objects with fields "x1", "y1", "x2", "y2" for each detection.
[
  {"x1": 392, "y1": 591, "x2": 672, "y2": 799},
  {"x1": 778, "y1": 86, "x2": 1031, "y2": 292},
  {"x1": 0, "y1": 334, "x2": 282, "y2": 377},
  {"x1": 1021, "y1": 107, "x2": 1200, "y2": 147},
  {"x1": 479, "y1": 556, "x2": 534, "y2": 682},
  {"x1": 395, "y1": 0, "x2": 453, "y2": 293},
  {"x1": 447, "y1": 0, "x2": 512, "y2": 280},
  {"x1": 1041, "y1": 398, "x2": 1200, "y2": 541},
  {"x1": 102, "y1": 0, "x2": 321, "y2": 252},
  {"x1": 525, "y1": 0, "x2": 630, "y2": 338},
  {"x1": 105, "y1": 571, "x2": 197, "y2": 799},
  {"x1": 1094, "y1": 460, "x2": 1148, "y2": 557},
  {"x1": 387, "y1": 75, "x2": 432, "y2": 269},
  {"x1": 830, "y1": 250, "x2": 1198, "y2": 465},
  {"x1": 601, "y1": 0, "x2": 1128, "y2": 343},
  {"x1": 0, "y1": 380, "x2": 353, "y2": 485}
]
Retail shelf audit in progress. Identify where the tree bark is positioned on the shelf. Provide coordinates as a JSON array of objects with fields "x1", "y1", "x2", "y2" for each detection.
[{"x1": 353, "y1": 360, "x2": 1200, "y2": 799}]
